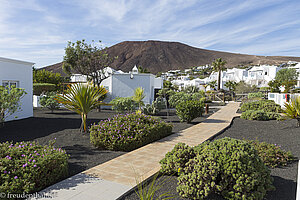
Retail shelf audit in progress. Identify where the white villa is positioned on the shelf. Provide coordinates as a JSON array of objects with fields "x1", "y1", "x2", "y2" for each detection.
[
  {"x1": 246, "y1": 65, "x2": 279, "y2": 87},
  {"x1": 70, "y1": 66, "x2": 163, "y2": 104},
  {"x1": 0, "y1": 57, "x2": 34, "y2": 121}
]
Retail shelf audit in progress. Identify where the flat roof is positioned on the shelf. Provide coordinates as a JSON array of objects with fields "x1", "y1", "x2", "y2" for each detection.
[{"x1": 0, "y1": 57, "x2": 35, "y2": 65}]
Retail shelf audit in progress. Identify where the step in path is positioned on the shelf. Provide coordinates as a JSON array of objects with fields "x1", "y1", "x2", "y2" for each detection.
[{"x1": 31, "y1": 102, "x2": 240, "y2": 200}]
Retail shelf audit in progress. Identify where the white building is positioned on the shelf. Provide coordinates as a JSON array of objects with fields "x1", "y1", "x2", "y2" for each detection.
[
  {"x1": 0, "y1": 57, "x2": 34, "y2": 121},
  {"x1": 206, "y1": 65, "x2": 280, "y2": 89},
  {"x1": 70, "y1": 66, "x2": 163, "y2": 104},
  {"x1": 246, "y1": 65, "x2": 279, "y2": 87},
  {"x1": 171, "y1": 75, "x2": 207, "y2": 91}
]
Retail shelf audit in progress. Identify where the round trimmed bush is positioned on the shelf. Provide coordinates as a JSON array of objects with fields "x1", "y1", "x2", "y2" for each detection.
[
  {"x1": 159, "y1": 143, "x2": 195, "y2": 175},
  {"x1": 90, "y1": 113, "x2": 172, "y2": 151},
  {"x1": 176, "y1": 100, "x2": 204, "y2": 123},
  {"x1": 177, "y1": 138, "x2": 274, "y2": 200}
]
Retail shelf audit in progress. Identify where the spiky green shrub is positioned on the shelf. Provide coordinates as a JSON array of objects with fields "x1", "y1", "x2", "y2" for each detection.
[
  {"x1": 90, "y1": 113, "x2": 172, "y2": 151},
  {"x1": 240, "y1": 100, "x2": 281, "y2": 113},
  {"x1": 241, "y1": 110, "x2": 281, "y2": 121},
  {"x1": 177, "y1": 138, "x2": 274, "y2": 200},
  {"x1": 0, "y1": 140, "x2": 68, "y2": 194},
  {"x1": 110, "y1": 97, "x2": 138, "y2": 112},
  {"x1": 283, "y1": 96, "x2": 300, "y2": 127},
  {"x1": 55, "y1": 83, "x2": 108, "y2": 133},
  {"x1": 159, "y1": 143, "x2": 195, "y2": 175},
  {"x1": 247, "y1": 140, "x2": 294, "y2": 168},
  {"x1": 176, "y1": 100, "x2": 204, "y2": 123},
  {"x1": 132, "y1": 87, "x2": 146, "y2": 111}
]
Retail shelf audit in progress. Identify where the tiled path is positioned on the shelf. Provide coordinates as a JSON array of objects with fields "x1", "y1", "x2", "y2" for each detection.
[{"x1": 32, "y1": 102, "x2": 240, "y2": 200}]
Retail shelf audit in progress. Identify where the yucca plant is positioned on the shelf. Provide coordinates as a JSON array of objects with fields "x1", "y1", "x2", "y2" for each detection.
[
  {"x1": 132, "y1": 87, "x2": 146, "y2": 111},
  {"x1": 135, "y1": 173, "x2": 174, "y2": 200},
  {"x1": 55, "y1": 83, "x2": 107, "y2": 132},
  {"x1": 283, "y1": 96, "x2": 300, "y2": 127}
]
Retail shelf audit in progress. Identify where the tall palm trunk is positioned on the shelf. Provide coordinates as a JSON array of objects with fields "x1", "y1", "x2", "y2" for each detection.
[{"x1": 218, "y1": 70, "x2": 221, "y2": 91}]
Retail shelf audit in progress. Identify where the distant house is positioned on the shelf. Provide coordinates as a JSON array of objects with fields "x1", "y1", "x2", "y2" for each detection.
[
  {"x1": 206, "y1": 65, "x2": 280, "y2": 89},
  {"x1": 70, "y1": 66, "x2": 163, "y2": 104},
  {"x1": 245, "y1": 65, "x2": 279, "y2": 87},
  {"x1": 0, "y1": 57, "x2": 34, "y2": 121}
]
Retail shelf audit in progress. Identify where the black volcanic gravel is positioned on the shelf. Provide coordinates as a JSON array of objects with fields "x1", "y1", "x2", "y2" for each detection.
[
  {"x1": 121, "y1": 118, "x2": 300, "y2": 200},
  {"x1": 0, "y1": 107, "x2": 218, "y2": 178}
]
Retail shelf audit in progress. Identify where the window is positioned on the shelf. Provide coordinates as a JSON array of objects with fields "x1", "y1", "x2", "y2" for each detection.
[
  {"x1": 2, "y1": 80, "x2": 19, "y2": 88},
  {"x1": 269, "y1": 94, "x2": 275, "y2": 98}
]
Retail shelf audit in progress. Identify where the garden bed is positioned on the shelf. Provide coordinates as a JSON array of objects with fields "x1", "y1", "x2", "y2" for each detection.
[
  {"x1": 121, "y1": 117, "x2": 300, "y2": 200},
  {"x1": 0, "y1": 107, "x2": 219, "y2": 178}
]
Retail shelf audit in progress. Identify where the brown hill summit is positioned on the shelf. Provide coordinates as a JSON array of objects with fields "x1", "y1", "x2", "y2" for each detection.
[{"x1": 42, "y1": 40, "x2": 300, "y2": 74}]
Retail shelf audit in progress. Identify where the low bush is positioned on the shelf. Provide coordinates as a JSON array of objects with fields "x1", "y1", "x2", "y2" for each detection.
[
  {"x1": 143, "y1": 97, "x2": 166, "y2": 115},
  {"x1": 0, "y1": 140, "x2": 69, "y2": 194},
  {"x1": 177, "y1": 138, "x2": 274, "y2": 200},
  {"x1": 90, "y1": 113, "x2": 172, "y2": 151},
  {"x1": 159, "y1": 143, "x2": 195, "y2": 175},
  {"x1": 33, "y1": 83, "x2": 56, "y2": 95},
  {"x1": 248, "y1": 92, "x2": 264, "y2": 99},
  {"x1": 240, "y1": 100, "x2": 281, "y2": 113},
  {"x1": 241, "y1": 110, "x2": 281, "y2": 121},
  {"x1": 176, "y1": 100, "x2": 204, "y2": 123},
  {"x1": 169, "y1": 92, "x2": 205, "y2": 108},
  {"x1": 39, "y1": 92, "x2": 60, "y2": 113},
  {"x1": 110, "y1": 97, "x2": 138, "y2": 112},
  {"x1": 247, "y1": 140, "x2": 294, "y2": 168}
]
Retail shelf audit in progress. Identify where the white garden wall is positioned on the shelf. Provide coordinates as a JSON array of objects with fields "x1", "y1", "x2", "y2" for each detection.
[{"x1": 0, "y1": 57, "x2": 34, "y2": 121}]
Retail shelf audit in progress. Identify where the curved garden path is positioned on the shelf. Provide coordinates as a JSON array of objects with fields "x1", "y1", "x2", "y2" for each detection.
[{"x1": 32, "y1": 102, "x2": 240, "y2": 200}]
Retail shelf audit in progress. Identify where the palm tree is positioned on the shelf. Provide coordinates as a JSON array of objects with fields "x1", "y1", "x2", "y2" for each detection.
[
  {"x1": 55, "y1": 83, "x2": 107, "y2": 133},
  {"x1": 212, "y1": 58, "x2": 227, "y2": 91},
  {"x1": 208, "y1": 80, "x2": 217, "y2": 91},
  {"x1": 132, "y1": 87, "x2": 146, "y2": 111},
  {"x1": 283, "y1": 96, "x2": 300, "y2": 127}
]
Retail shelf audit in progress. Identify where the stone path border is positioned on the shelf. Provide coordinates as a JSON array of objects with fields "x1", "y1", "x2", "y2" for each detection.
[{"x1": 31, "y1": 102, "x2": 240, "y2": 200}]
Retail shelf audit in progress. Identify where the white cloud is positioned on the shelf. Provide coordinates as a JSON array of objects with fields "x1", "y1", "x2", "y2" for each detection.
[{"x1": 0, "y1": 0, "x2": 299, "y2": 68}]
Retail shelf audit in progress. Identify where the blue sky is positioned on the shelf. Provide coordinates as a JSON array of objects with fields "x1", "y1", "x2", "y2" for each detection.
[{"x1": 0, "y1": 0, "x2": 300, "y2": 68}]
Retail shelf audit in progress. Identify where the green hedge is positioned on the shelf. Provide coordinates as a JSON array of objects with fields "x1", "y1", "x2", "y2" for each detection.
[
  {"x1": 90, "y1": 113, "x2": 172, "y2": 151},
  {"x1": 240, "y1": 100, "x2": 281, "y2": 113},
  {"x1": 33, "y1": 83, "x2": 56, "y2": 95},
  {"x1": 241, "y1": 110, "x2": 281, "y2": 121},
  {"x1": 0, "y1": 140, "x2": 69, "y2": 194},
  {"x1": 176, "y1": 100, "x2": 204, "y2": 123}
]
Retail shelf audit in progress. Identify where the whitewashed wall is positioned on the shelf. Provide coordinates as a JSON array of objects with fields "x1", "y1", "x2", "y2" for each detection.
[
  {"x1": 110, "y1": 74, "x2": 159, "y2": 104},
  {"x1": 0, "y1": 57, "x2": 34, "y2": 121}
]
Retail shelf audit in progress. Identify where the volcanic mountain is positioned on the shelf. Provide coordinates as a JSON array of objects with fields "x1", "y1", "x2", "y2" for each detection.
[{"x1": 42, "y1": 40, "x2": 300, "y2": 74}]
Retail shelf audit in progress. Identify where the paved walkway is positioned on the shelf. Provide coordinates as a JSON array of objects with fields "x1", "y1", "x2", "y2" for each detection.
[{"x1": 32, "y1": 102, "x2": 240, "y2": 200}]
